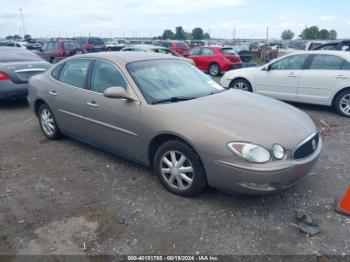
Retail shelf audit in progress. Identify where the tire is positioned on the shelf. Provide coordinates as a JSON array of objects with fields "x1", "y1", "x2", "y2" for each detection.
[
  {"x1": 71, "y1": 49, "x2": 84, "y2": 55},
  {"x1": 334, "y1": 89, "x2": 350, "y2": 117},
  {"x1": 38, "y1": 103, "x2": 62, "y2": 140},
  {"x1": 154, "y1": 140, "x2": 207, "y2": 197},
  {"x1": 229, "y1": 78, "x2": 252, "y2": 92},
  {"x1": 50, "y1": 57, "x2": 57, "y2": 64},
  {"x1": 208, "y1": 63, "x2": 221, "y2": 76}
]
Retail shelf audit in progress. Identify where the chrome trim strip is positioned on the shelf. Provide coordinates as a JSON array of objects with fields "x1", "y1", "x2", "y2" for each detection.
[
  {"x1": 58, "y1": 109, "x2": 138, "y2": 137},
  {"x1": 292, "y1": 131, "x2": 319, "y2": 160},
  {"x1": 58, "y1": 109, "x2": 85, "y2": 120},
  {"x1": 84, "y1": 117, "x2": 138, "y2": 137},
  {"x1": 15, "y1": 68, "x2": 47, "y2": 73}
]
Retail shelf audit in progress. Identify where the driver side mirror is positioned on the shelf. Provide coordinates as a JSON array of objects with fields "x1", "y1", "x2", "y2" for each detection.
[
  {"x1": 104, "y1": 87, "x2": 137, "y2": 102},
  {"x1": 262, "y1": 64, "x2": 272, "y2": 71}
]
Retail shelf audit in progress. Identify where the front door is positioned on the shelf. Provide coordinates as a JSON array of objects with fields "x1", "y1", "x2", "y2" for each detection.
[
  {"x1": 254, "y1": 54, "x2": 308, "y2": 101},
  {"x1": 84, "y1": 60, "x2": 142, "y2": 160}
]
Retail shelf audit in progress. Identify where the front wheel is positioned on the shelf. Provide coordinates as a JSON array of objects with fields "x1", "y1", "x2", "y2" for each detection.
[
  {"x1": 208, "y1": 63, "x2": 221, "y2": 76},
  {"x1": 229, "y1": 79, "x2": 252, "y2": 92},
  {"x1": 154, "y1": 140, "x2": 207, "y2": 197},
  {"x1": 334, "y1": 89, "x2": 350, "y2": 117},
  {"x1": 38, "y1": 104, "x2": 62, "y2": 139}
]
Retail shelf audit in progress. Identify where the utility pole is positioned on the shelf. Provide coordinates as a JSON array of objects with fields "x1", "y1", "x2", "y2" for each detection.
[
  {"x1": 234, "y1": 26, "x2": 236, "y2": 40},
  {"x1": 266, "y1": 26, "x2": 269, "y2": 45},
  {"x1": 19, "y1": 8, "x2": 26, "y2": 38}
]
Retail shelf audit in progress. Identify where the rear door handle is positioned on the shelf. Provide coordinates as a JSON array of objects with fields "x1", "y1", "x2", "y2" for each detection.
[
  {"x1": 48, "y1": 91, "x2": 57, "y2": 96},
  {"x1": 288, "y1": 73, "x2": 298, "y2": 78},
  {"x1": 336, "y1": 75, "x2": 348, "y2": 79},
  {"x1": 87, "y1": 101, "x2": 99, "y2": 108}
]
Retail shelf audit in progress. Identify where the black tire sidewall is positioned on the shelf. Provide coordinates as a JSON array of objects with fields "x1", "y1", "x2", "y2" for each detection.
[
  {"x1": 154, "y1": 140, "x2": 207, "y2": 197},
  {"x1": 38, "y1": 104, "x2": 62, "y2": 140},
  {"x1": 230, "y1": 79, "x2": 252, "y2": 92},
  {"x1": 334, "y1": 89, "x2": 350, "y2": 117}
]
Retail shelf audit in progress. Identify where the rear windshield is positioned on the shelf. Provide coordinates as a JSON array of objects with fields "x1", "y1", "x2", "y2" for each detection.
[
  {"x1": 63, "y1": 41, "x2": 81, "y2": 50},
  {"x1": 88, "y1": 38, "x2": 104, "y2": 45},
  {"x1": 221, "y1": 48, "x2": 238, "y2": 55},
  {"x1": 0, "y1": 50, "x2": 43, "y2": 62},
  {"x1": 176, "y1": 42, "x2": 189, "y2": 48}
]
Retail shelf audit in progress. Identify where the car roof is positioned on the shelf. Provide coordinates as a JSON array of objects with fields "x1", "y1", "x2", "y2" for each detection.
[
  {"x1": 72, "y1": 51, "x2": 180, "y2": 65},
  {"x1": 124, "y1": 44, "x2": 167, "y2": 50},
  {"x1": 0, "y1": 46, "x2": 29, "y2": 52},
  {"x1": 283, "y1": 50, "x2": 350, "y2": 60}
]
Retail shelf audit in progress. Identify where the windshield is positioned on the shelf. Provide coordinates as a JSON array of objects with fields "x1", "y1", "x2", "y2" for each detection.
[
  {"x1": 0, "y1": 50, "x2": 43, "y2": 62},
  {"x1": 127, "y1": 59, "x2": 224, "y2": 104},
  {"x1": 88, "y1": 38, "x2": 104, "y2": 45}
]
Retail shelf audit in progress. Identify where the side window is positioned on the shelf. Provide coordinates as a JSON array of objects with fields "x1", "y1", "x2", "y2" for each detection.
[
  {"x1": 190, "y1": 48, "x2": 201, "y2": 56},
  {"x1": 47, "y1": 42, "x2": 54, "y2": 51},
  {"x1": 41, "y1": 43, "x2": 48, "y2": 51},
  {"x1": 342, "y1": 60, "x2": 350, "y2": 70},
  {"x1": 90, "y1": 60, "x2": 127, "y2": 94},
  {"x1": 201, "y1": 48, "x2": 214, "y2": 55},
  {"x1": 316, "y1": 44, "x2": 338, "y2": 50},
  {"x1": 51, "y1": 64, "x2": 64, "y2": 80},
  {"x1": 58, "y1": 59, "x2": 91, "y2": 88},
  {"x1": 52, "y1": 42, "x2": 59, "y2": 51},
  {"x1": 270, "y1": 55, "x2": 307, "y2": 70},
  {"x1": 309, "y1": 55, "x2": 344, "y2": 70}
]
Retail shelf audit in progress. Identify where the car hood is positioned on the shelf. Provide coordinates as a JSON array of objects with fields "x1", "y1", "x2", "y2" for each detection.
[{"x1": 161, "y1": 90, "x2": 317, "y2": 149}]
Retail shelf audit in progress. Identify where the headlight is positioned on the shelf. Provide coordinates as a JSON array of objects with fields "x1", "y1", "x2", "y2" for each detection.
[
  {"x1": 272, "y1": 144, "x2": 285, "y2": 160},
  {"x1": 227, "y1": 142, "x2": 271, "y2": 163}
]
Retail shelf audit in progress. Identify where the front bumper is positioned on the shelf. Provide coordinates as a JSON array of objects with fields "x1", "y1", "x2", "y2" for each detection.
[
  {"x1": 0, "y1": 81, "x2": 28, "y2": 100},
  {"x1": 206, "y1": 138, "x2": 322, "y2": 195}
]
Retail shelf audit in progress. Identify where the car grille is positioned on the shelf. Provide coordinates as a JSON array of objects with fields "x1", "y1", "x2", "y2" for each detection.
[{"x1": 293, "y1": 132, "x2": 319, "y2": 160}]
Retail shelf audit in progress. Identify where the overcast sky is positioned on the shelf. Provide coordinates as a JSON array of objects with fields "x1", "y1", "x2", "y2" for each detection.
[{"x1": 1, "y1": 0, "x2": 349, "y2": 39}]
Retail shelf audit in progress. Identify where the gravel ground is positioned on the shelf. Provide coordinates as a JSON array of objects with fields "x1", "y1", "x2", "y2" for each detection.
[{"x1": 0, "y1": 87, "x2": 350, "y2": 256}]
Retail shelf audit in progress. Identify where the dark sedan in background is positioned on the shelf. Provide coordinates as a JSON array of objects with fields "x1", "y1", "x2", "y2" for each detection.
[{"x1": 0, "y1": 47, "x2": 51, "y2": 100}]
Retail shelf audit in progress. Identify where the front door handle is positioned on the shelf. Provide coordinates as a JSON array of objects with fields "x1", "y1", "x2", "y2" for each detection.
[
  {"x1": 336, "y1": 75, "x2": 348, "y2": 79},
  {"x1": 48, "y1": 91, "x2": 58, "y2": 96},
  {"x1": 87, "y1": 101, "x2": 99, "y2": 108}
]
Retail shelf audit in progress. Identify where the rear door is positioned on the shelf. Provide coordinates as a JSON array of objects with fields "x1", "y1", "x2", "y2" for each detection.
[
  {"x1": 49, "y1": 59, "x2": 92, "y2": 138},
  {"x1": 84, "y1": 59, "x2": 142, "y2": 160},
  {"x1": 254, "y1": 54, "x2": 308, "y2": 101},
  {"x1": 297, "y1": 54, "x2": 350, "y2": 104}
]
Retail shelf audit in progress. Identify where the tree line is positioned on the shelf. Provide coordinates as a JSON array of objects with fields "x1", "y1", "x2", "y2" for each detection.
[
  {"x1": 281, "y1": 26, "x2": 337, "y2": 40},
  {"x1": 160, "y1": 26, "x2": 210, "y2": 40}
]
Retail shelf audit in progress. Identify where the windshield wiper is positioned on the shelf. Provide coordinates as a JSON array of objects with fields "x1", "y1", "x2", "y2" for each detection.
[{"x1": 152, "y1": 96, "x2": 196, "y2": 105}]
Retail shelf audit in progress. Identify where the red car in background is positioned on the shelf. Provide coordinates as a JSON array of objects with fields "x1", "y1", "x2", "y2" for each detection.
[
  {"x1": 160, "y1": 41, "x2": 189, "y2": 55},
  {"x1": 36, "y1": 39, "x2": 86, "y2": 64},
  {"x1": 185, "y1": 46, "x2": 242, "y2": 76}
]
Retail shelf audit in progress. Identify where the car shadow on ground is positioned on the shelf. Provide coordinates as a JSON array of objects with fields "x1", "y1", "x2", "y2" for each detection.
[{"x1": 0, "y1": 99, "x2": 28, "y2": 110}]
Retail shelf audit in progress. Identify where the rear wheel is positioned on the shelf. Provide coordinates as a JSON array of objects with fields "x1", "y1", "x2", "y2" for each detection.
[
  {"x1": 154, "y1": 140, "x2": 207, "y2": 197},
  {"x1": 229, "y1": 78, "x2": 252, "y2": 92},
  {"x1": 334, "y1": 89, "x2": 350, "y2": 117},
  {"x1": 208, "y1": 63, "x2": 221, "y2": 76},
  {"x1": 50, "y1": 57, "x2": 57, "y2": 64},
  {"x1": 38, "y1": 104, "x2": 62, "y2": 139}
]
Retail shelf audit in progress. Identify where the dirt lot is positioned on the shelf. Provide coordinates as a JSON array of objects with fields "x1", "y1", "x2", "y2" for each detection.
[{"x1": 0, "y1": 87, "x2": 350, "y2": 256}]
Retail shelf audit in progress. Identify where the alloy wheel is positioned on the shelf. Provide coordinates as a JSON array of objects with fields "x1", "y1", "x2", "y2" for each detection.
[
  {"x1": 40, "y1": 108, "x2": 55, "y2": 136},
  {"x1": 233, "y1": 81, "x2": 249, "y2": 91},
  {"x1": 209, "y1": 64, "x2": 219, "y2": 76},
  {"x1": 339, "y1": 94, "x2": 350, "y2": 116},
  {"x1": 160, "y1": 151, "x2": 194, "y2": 190}
]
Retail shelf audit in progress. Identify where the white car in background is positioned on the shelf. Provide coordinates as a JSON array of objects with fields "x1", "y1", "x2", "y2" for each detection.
[{"x1": 221, "y1": 51, "x2": 350, "y2": 117}]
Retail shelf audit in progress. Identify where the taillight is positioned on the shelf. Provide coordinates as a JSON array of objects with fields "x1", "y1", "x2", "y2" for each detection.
[
  {"x1": 102, "y1": 45, "x2": 107, "y2": 50},
  {"x1": 0, "y1": 71, "x2": 10, "y2": 80},
  {"x1": 84, "y1": 44, "x2": 93, "y2": 50}
]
